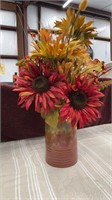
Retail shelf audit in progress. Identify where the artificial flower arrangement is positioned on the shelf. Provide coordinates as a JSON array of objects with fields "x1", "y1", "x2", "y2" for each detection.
[{"x1": 14, "y1": 0, "x2": 112, "y2": 131}]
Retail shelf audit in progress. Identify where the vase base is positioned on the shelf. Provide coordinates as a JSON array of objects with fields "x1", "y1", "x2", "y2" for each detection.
[
  {"x1": 45, "y1": 125, "x2": 77, "y2": 168},
  {"x1": 46, "y1": 158, "x2": 78, "y2": 168},
  {"x1": 46, "y1": 140, "x2": 78, "y2": 168}
]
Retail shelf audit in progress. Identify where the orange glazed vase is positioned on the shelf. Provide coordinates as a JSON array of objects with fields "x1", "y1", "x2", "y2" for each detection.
[{"x1": 45, "y1": 122, "x2": 78, "y2": 168}]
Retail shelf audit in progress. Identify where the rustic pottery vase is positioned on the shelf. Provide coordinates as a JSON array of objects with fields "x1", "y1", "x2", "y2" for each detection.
[{"x1": 45, "y1": 121, "x2": 77, "y2": 168}]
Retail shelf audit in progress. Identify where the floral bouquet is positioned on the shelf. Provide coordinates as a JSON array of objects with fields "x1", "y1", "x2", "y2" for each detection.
[{"x1": 13, "y1": 0, "x2": 112, "y2": 130}]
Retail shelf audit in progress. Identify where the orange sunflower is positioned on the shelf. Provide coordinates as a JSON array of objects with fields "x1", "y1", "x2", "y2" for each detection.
[
  {"x1": 13, "y1": 59, "x2": 67, "y2": 114},
  {"x1": 59, "y1": 75, "x2": 104, "y2": 128}
]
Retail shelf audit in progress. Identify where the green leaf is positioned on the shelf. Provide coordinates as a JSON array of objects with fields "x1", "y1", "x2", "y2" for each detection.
[{"x1": 45, "y1": 109, "x2": 59, "y2": 128}]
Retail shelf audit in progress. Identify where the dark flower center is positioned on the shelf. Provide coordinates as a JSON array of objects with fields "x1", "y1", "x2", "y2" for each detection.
[
  {"x1": 32, "y1": 76, "x2": 50, "y2": 94},
  {"x1": 69, "y1": 90, "x2": 87, "y2": 109}
]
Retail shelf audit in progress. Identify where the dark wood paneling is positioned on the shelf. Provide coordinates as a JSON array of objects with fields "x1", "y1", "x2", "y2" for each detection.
[
  {"x1": 0, "y1": 25, "x2": 17, "y2": 31},
  {"x1": 28, "y1": 29, "x2": 38, "y2": 34},
  {"x1": 81, "y1": 6, "x2": 111, "y2": 19},
  {"x1": 38, "y1": 5, "x2": 41, "y2": 30},
  {"x1": 0, "y1": 1, "x2": 16, "y2": 12},
  {"x1": 95, "y1": 37, "x2": 110, "y2": 42},
  {"x1": 36, "y1": 1, "x2": 66, "y2": 11},
  {"x1": 0, "y1": 55, "x2": 18, "y2": 59},
  {"x1": 16, "y1": 4, "x2": 24, "y2": 59},
  {"x1": 22, "y1": 3, "x2": 28, "y2": 56},
  {"x1": 22, "y1": 1, "x2": 31, "y2": 7}
]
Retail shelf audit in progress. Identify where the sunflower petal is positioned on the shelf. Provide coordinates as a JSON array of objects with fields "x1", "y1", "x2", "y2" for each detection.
[{"x1": 25, "y1": 96, "x2": 34, "y2": 110}]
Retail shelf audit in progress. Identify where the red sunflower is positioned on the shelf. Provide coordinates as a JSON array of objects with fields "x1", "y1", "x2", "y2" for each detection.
[
  {"x1": 13, "y1": 59, "x2": 67, "y2": 113},
  {"x1": 59, "y1": 75, "x2": 104, "y2": 128}
]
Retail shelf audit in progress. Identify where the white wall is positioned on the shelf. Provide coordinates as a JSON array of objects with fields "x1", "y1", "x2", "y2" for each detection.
[
  {"x1": 0, "y1": 59, "x2": 18, "y2": 82},
  {"x1": 27, "y1": 5, "x2": 39, "y2": 54},
  {"x1": 41, "y1": 7, "x2": 66, "y2": 29},
  {"x1": 85, "y1": 16, "x2": 110, "y2": 62},
  {"x1": 0, "y1": 10, "x2": 18, "y2": 82},
  {"x1": 91, "y1": 39, "x2": 110, "y2": 62}
]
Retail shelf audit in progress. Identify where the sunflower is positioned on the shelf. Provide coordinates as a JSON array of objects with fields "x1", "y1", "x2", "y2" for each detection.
[
  {"x1": 13, "y1": 59, "x2": 67, "y2": 114},
  {"x1": 59, "y1": 75, "x2": 104, "y2": 128}
]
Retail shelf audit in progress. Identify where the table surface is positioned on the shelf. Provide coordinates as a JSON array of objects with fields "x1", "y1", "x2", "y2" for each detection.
[{"x1": 0, "y1": 124, "x2": 112, "y2": 200}]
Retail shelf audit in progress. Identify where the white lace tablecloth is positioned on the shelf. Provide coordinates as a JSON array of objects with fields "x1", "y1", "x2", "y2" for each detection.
[{"x1": 0, "y1": 124, "x2": 112, "y2": 200}]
